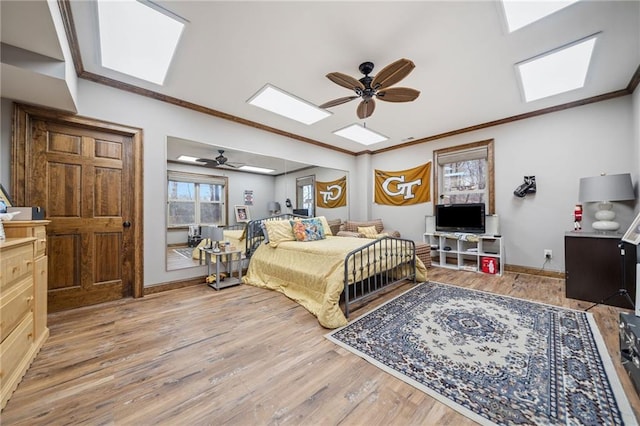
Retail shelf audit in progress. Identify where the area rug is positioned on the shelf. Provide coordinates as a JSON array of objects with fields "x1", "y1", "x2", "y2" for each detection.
[{"x1": 326, "y1": 281, "x2": 636, "y2": 425}]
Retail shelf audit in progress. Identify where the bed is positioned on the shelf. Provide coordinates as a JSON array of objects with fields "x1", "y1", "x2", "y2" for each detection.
[{"x1": 242, "y1": 214, "x2": 428, "y2": 328}]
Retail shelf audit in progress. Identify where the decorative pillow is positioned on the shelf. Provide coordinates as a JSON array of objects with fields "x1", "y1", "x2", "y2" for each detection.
[
  {"x1": 358, "y1": 225, "x2": 378, "y2": 238},
  {"x1": 345, "y1": 219, "x2": 384, "y2": 234},
  {"x1": 290, "y1": 218, "x2": 326, "y2": 242},
  {"x1": 326, "y1": 218, "x2": 342, "y2": 236},
  {"x1": 264, "y1": 219, "x2": 295, "y2": 247}
]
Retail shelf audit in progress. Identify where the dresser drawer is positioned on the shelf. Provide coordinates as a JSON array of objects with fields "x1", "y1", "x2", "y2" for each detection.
[
  {"x1": 33, "y1": 226, "x2": 47, "y2": 258},
  {"x1": 0, "y1": 279, "x2": 33, "y2": 342},
  {"x1": 0, "y1": 242, "x2": 34, "y2": 293},
  {"x1": 0, "y1": 315, "x2": 34, "y2": 387}
]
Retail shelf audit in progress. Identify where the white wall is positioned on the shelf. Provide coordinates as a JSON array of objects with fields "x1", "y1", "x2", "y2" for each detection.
[
  {"x1": 1, "y1": 82, "x2": 637, "y2": 283},
  {"x1": 2, "y1": 79, "x2": 357, "y2": 287},
  {"x1": 371, "y1": 96, "x2": 636, "y2": 272}
]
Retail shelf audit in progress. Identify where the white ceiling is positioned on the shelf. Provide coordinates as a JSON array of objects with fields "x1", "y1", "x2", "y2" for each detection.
[{"x1": 2, "y1": 1, "x2": 639, "y2": 155}]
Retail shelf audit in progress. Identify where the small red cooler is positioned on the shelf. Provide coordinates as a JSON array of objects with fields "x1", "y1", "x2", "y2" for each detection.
[{"x1": 481, "y1": 257, "x2": 499, "y2": 274}]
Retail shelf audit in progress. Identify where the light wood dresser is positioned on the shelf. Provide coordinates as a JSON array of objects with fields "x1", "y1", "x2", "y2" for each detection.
[{"x1": 1, "y1": 220, "x2": 50, "y2": 409}]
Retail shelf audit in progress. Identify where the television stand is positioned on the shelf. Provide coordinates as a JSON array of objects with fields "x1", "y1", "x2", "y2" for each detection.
[{"x1": 423, "y1": 232, "x2": 504, "y2": 275}]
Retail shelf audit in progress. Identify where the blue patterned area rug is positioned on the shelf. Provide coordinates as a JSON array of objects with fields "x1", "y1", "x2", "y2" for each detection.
[{"x1": 326, "y1": 282, "x2": 636, "y2": 425}]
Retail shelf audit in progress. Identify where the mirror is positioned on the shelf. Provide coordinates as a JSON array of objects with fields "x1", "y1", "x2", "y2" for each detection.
[{"x1": 166, "y1": 137, "x2": 349, "y2": 270}]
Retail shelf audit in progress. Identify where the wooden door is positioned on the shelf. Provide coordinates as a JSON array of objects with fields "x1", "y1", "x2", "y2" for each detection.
[{"x1": 12, "y1": 104, "x2": 143, "y2": 312}]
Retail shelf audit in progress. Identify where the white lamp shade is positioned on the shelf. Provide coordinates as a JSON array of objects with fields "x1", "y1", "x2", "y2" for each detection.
[
  {"x1": 268, "y1": 201, "x2": 281, "y2": 212},
  {"x1": 578, "y1": 173, "x2": 635, "y2": 232},
  {"x1": 202, "y1": 225, "x2": 224, "y2": 241}
]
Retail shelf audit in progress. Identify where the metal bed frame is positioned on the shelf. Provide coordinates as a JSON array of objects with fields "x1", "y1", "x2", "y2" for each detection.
[{"x1": 244, "y1": 214, "x2": 418, "y2": 318}]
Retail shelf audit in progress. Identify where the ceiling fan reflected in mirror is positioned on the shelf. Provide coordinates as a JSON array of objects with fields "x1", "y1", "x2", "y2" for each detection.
[
  {"x1": 320, "y1": 58, "x2": 420, "y2": 119},
  {"x1": 197, "y1": 150, "x2": 244, "y2": 169}
]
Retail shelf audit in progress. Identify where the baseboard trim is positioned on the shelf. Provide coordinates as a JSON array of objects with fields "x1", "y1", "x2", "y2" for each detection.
[
  {"x1": 144, "y1": 277, "x2": 204, "y2": 295},
  {"x1": 505, "y1": 264, "x2": 564, "y2": 280}
]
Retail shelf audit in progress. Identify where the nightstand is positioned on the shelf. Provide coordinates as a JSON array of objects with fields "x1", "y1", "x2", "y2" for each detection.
[
  {"x1": 565, "y1": 232, "x2": 636, "y2": 308},
  {"x1": 199, "y1": 248, "x2": 243, "y2": 290}
]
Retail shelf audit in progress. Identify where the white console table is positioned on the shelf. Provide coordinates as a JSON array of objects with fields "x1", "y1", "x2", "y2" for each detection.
[{"x1": 423, "y1": 233, "x2": 504, "y2": 276}]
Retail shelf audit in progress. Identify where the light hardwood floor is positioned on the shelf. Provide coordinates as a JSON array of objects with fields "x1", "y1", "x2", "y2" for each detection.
[{"x1": 2, "y1": 268, "x2": 639, "y2": 425}]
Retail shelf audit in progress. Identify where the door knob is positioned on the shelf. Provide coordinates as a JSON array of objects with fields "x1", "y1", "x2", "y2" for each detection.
[{"x1": 123, "y1": 221, "x2": 132, "y2": 228}]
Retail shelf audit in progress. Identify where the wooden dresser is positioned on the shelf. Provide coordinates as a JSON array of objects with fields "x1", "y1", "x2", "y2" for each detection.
[{"x1": 1, "y1": 220, "x2": 49, "y2": 409}]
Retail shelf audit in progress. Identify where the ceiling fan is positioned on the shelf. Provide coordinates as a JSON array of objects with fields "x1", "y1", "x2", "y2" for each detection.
[
  {"x1": 319, "y1": 58, "x2": 420, "y2": 119},
  {"x1": 198, "y1": 150, "x2": 244, "y2": 169}
]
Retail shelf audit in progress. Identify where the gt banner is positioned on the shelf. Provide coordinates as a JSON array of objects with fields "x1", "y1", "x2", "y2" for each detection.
[
  {"x1": 316, "y1": 176, "x2": 347, "y2": 208},
  {"x1": 374, "y1": 162, "x2": 431, "y2": 205}
]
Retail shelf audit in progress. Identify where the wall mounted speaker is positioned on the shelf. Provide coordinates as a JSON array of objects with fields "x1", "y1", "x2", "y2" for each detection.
[
  {"x1": 485, "y1": 215, "x2": 500, "y2": 235},
  {"x1": 425, "y1": 215, "x2": 435, "y2": 233}
]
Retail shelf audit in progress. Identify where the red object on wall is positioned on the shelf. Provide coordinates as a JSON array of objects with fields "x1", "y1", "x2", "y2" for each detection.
[{"x1": 481, "y1": 257, "x2": 499, "y2": 274}]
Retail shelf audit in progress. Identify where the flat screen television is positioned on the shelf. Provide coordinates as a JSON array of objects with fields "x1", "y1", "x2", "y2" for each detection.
[{"x1": 435, "y1": 203, "x2": 486, "y2": 234}]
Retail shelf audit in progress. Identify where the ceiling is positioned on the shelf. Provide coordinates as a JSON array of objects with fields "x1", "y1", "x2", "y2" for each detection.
[{"x1": 2, "y1": 1, "x2": 639, "y2": 155}]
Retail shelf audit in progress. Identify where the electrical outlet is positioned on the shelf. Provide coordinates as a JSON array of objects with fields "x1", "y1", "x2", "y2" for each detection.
[{"x1": 544, "y1": 249, "x2": 552, "y2": 259}]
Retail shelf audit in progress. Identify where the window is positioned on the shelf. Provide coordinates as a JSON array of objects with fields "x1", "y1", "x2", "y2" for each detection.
[
  {"x1": 433, "y1": 140, "x2": 495, "y2": 214},
  {"x1": 296, "y1": 175, "x2": 315, "y2": 217},
  {"x1": 167, "y1": 171, "x2": 227, "y2": 227}
]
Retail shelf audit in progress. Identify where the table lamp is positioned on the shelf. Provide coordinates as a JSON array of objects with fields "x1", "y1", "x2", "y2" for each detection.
[
  {"x1": 268, "y1": 201, "x2": 281, "y2": 216},
  {"x1": 211, "y1": 226, "x2": 225, "y2": 252},
  {"x1": 578, "y1": 173, "x2": 634, "y2": 231}
]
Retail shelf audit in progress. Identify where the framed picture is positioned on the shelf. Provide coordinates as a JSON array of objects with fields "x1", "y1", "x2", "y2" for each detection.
[
  {"x1": 234, "y1": 205, "x2": 250, "y2": 223},
  {"x1": 0, "y1": 184, "x2": 12, "y2": 207},
  {"x1": 622, "y1": 211, "x2": 640, "y2": 245}
]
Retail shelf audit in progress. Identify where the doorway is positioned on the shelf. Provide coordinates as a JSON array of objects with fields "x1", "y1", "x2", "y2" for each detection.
[{"x1": 11, "y1": 104, "x2": 143, "y2": 312}]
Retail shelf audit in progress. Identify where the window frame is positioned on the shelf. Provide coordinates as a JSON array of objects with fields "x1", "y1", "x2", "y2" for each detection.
[
  {"x1": 433, "y1": 139, "x2": 495, "y2": 214},
  {"x1": 296, "y1": 175, "x2": 315, "y2": 216},
  {"x1": 167, "y1": 171, "x2": 228, "y2": 229}
]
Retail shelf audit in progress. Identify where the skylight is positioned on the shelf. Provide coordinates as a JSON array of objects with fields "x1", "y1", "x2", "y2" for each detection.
[
  {"x1": 177, "y1": 155, "x2": 205, "y2": 164},
  {"x1": 247, "y1": 84, "x2": 331, "y2": 125},
  {"x1": 97, "y1": 0, "x2": 185, "y2": 85},
  {"x1": 333, "y1": 124, "x2": 388, "y2": 146},
  {"x1": 501, "y1": 0, "x2": 579, "y2": 33},
  {"x1": 516, "y1": 35, "x2": 597, "y2": 103},
  {"x1": 239, "y1": 165, "x2": 275, "y2": 174}
]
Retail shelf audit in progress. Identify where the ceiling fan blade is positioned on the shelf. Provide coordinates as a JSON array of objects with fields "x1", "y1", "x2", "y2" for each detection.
[
  {"x1": 371, "y1": 58, "x2": 415, "y2": 91},
  {"x1": 319, "y1": 96, "x2": 359, "y2": 109},
  {"x1": 357, "y1": 99, "x2": 376, "y2": 119},
  {"x1": 326, "y1": 72, "x2": 365, "y2": 91},
  {"x1": 225, "y1": 162, "x2": 244, "y2": 168},
  {"x1": 376, "y1": 87, "x2": 420, "y2": 103}
]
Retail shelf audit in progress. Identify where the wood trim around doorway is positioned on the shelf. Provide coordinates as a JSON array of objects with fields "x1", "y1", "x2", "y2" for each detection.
[{"x1": 11, "y1": 103, "x2": 144, "y2": 299}]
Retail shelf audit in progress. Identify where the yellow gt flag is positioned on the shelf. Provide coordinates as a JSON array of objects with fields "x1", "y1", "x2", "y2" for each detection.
[
  {"x1": 316, "y1": 176, "x2": 347, "y2": 208},
  {"x1": 374, "y1": 162, "x2": 431, "y2": 205}
]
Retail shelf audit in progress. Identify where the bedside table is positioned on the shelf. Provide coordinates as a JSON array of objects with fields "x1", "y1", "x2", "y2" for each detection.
[{"x1": 199, "y1": 248, "x2": 243, "y2": 290}]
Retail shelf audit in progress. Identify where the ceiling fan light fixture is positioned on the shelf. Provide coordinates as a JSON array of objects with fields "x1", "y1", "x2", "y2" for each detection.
[
  {"x1": 333, "y1": 123, "x2": 388, "y2": 146},
  {"x1": 321, "y1": 59, "x2": 419, "y2": 119},
  {"x1": 247, "y1": 84, "x2": 331, "y2": 125}
]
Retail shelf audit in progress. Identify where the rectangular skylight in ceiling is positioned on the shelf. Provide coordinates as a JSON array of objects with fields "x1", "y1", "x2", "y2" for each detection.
[
  {"x1": 247, "y1": 84, "x2": 332, "y2": 125},
  {"x1": 516, "y1": 35, "x2": 597, "y2": 103},
  {"x1": 239, "y1": 165, "x2": 275, "y2": 174},
  {"x1": 501, "y1": 0, "x2": 579, "y2": 32},
  {"x1": 333, "y1": 124, "x2": 388, "y2": 145},
  {"x1": 97, "y1": 0, "x2": 185, "y2": 85},
  {"x1": 177, "y1": 155, "x2": 206, "y2": 164}
]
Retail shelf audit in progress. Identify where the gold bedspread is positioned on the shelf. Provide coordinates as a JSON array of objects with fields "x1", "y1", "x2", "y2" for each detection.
[{"x1": 242, "y1": 236, "x2": 428, "y2": 328}]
